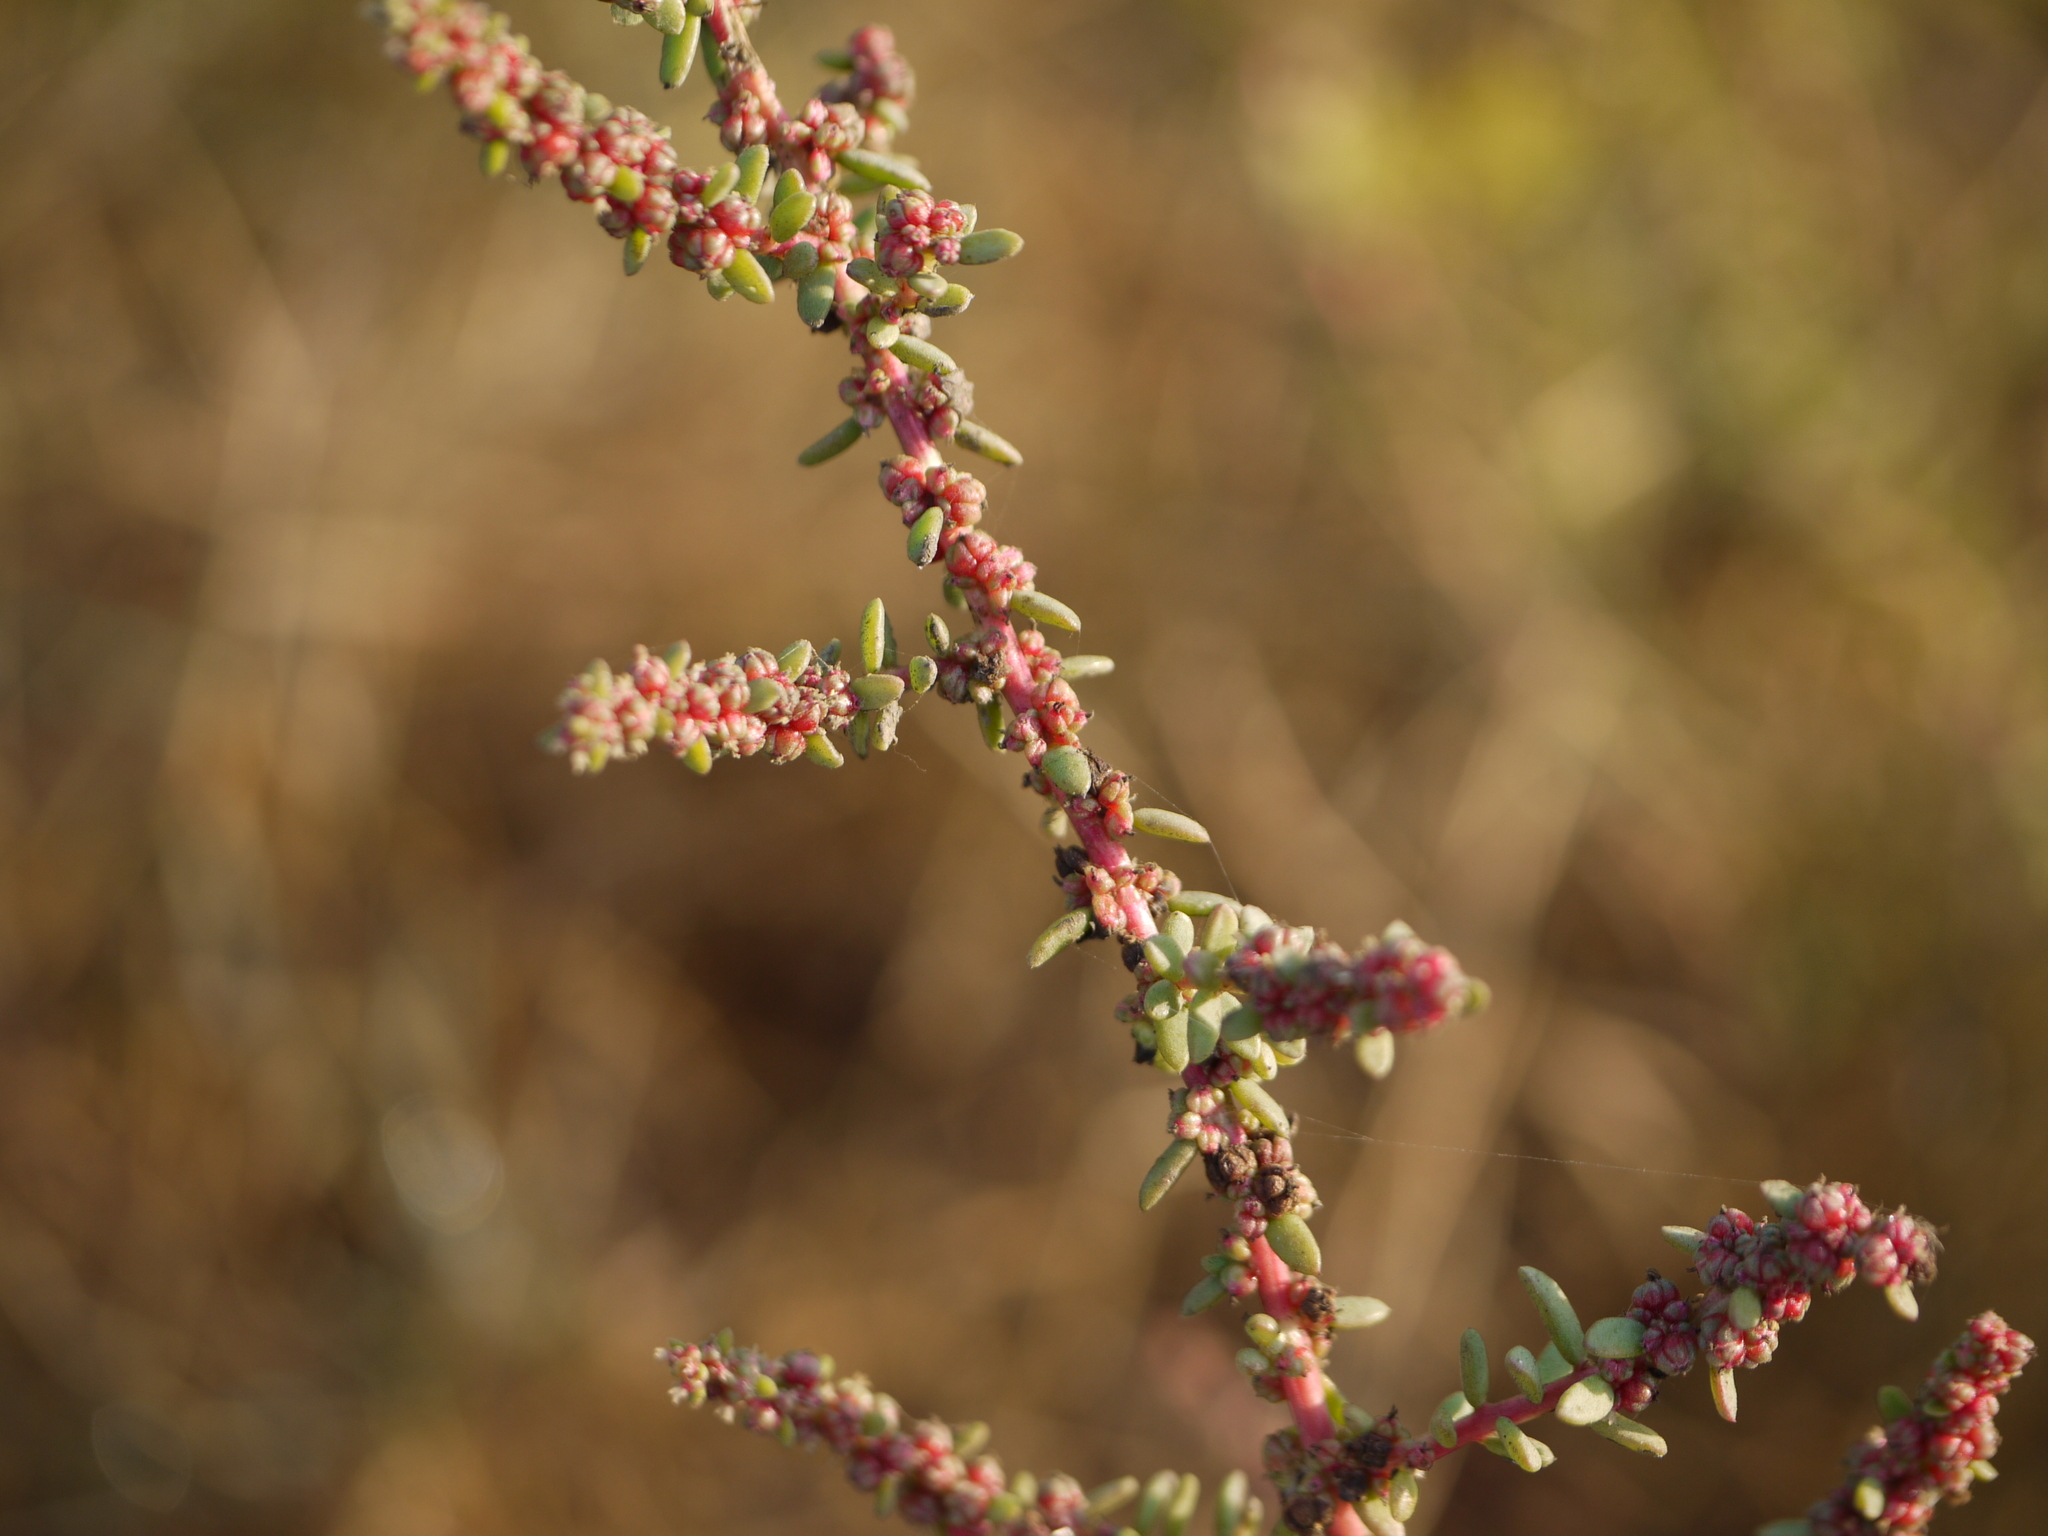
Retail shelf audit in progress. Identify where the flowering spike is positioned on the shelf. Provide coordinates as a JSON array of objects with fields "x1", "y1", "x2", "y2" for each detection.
[
  {"x1": 1009, "y1": 590, "x2": 1081, "y2": 632},
  {"x1": 954, "y1": 419, "x2": 1023, "y2": 466},
  {"x1": 1132, "y1": 807, "x2": 1210, "y2": 843},
  {"x1": 1518, "y1": 1267, "x2": 1587, "y2": 1366},
  {"x1": 1028, "y1": 908, "x2": 1090, "y2": 969},
  {"x1": 956, "y1": 228, "x2": 1024, "y2": 264}
]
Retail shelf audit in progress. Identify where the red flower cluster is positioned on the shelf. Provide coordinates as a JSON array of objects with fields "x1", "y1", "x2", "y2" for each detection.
[
  {"x1": 1225, "y1": 920, "x2": 1484, "y2": 1044},
  {"x1": 878, "y1": 191, "x2": 970, "y2": 275},
  {"x1": 1593, "y1": 1182, "x2": 1941, "y2": 1417},
  {"x1": 1806, "y1": 1313, "x2": 2033, "y2": 1536},
  {"x1": 659, "y1": 1337, "x2": 1118, "y2": 1536},
  {"x1": 546, "y1": 642, "x2": 856, "y2": 773}
]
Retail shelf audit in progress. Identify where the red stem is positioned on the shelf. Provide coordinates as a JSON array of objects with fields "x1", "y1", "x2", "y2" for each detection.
[
  {"x1": 1402, "y1": 1363, "x2": 1597, "y2": 1470},
  {"x1": 1250, "y1": 1236, "x2": 1367, "y2": 1536}
]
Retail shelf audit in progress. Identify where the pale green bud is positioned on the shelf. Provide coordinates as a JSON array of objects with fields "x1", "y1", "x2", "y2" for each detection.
[
  {"x1": 1163, "y1": 1473, "x2": 1200, "y2": 1536},
  {"x1": 1181, "y1": 1273, "x2": 1227, "y2": 1316},
  {"x1": 1504, "y1": 1344, "x2": 1542, "y2": 1402},
  {"x1": 1877, "y1": 1385, "x2": 1912, "y2": 1423},
  {"x1": 954, "y1": 419, "x2": 1023, "y2": 466},
  {"x1": 957, "y1": 228, "x2": 1025, "y2": 263},
  {"x1": 804, "y1": 732, "x2": 844, "y2": 769},
  {"x1": 797, "y1": 416, "x2": 863, "y2": 466},
  {"x1": 770, "y1": 190, "x2": 818, "y2": 243},
  {"x1": 891, "y1": 334, "x2": 959, "y2": 375},
  {"x1": 1590, "y1": 1412, "x2": 1668, "y2": 1456},
  {"x1": 1136, "y1": 1471, "x2": 1180, "y2": 1536},
  {"x1": 1086, "y1": 1478, "x2": 1140, "y2": 1518},
  {"x1": 851, "y1": 673, "x2": 904, "y2": 709},
  {"x1": 1263, "y1": 1212, "x2": 1321, "y2": 1274},
  {"x1": 1460, "y1": 1328, "x2": 1489, "y2": 1407},
  {"x1": 703, "y1": 162, "x2": 739, "y2": 204},
  {"x1": 907, "y1": 505, "x2": 945, "y2": 567},
  {"x1": 1556, "y1": 1376, "x2": 1616, "y2": 1426},
  {"x1": 797, "y1": 265, "x2": 838, "y2": 328},
  {"x1": 1354, "y1": 1026, "x2": 1396, "y2": 1080},
  {"x1": 623, "y1": 227, "x2": 654, "y2": 275},
  {"x1": 1041, "y1": 744, "x2": 1091, "y2": 796},
  {"x1": 1009, "y1": 589, "x2": 1081, "y2": 631},
  {"x1": 860, "y1": 598, "x2": 888, "y2": 673},
  {"x1": 1332, "y1": 1295, "x2": 1390, "y2": 1330},
  {"x1": 1583, "y1": 1316, "x2": 1647, "y2": 1359},
  {"x1": 1429, "y1": 1391, "x2": 1472, "y2": 1448},
  {"x1": 1061, "y1": 654, "x2": 1115, "y2": 680},
  {"x1": 907, "y1": 655, "x2": 937, "y2": 693},
  {"x1": 1213, "y1": 1471, "x2": 1247, "y2": 1536},
  {"x1": 1139, "y1": 1138, "x2": 1197, "y2": 1210},
  {"x1": 1229, "y1": 1077, "x2": 1288, "y2": 1133},
  {"x1": 836, "y1": 147, "x2": 931, "y2": 190},
  {"x1": 724, "y1": 248, "x2": 774, "y2": 305},
  {"x1": 1710, "y1": 1366, "x2": 1738, "y2": 1422},
  {"x1": 1028, "y1": 908, "x2": 1091, "y2": 969},
  {"x1": 1518, "y1": 1267, "x2": 1586, "y2": 1366},
  {"x1": 1132, "y1": 807, "x2": 1210, "y2": 843},
  {"x1": 745, "y1": 677, "x2": 783, "y2": 713}
]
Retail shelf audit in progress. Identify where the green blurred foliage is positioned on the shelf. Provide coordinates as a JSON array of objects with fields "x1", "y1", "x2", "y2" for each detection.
[{"x1": 0, "y1": 1, "x2": 2043, "y2": 1534}]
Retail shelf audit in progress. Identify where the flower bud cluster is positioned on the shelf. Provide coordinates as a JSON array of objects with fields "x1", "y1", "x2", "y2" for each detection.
[
  {"x1": 658, "y1": 1336, "x2": 1117, "y2": 1536},
  {"x1": 1805, "y1": 1313, "x2": 2033, "y2": 1536},
  {"x1": 1205, "y1": 1132, "x2": 1321, "y2": 1243},
  {"x1": 1590, "y1": 1182, "x2": 1939, "y2": 1416},
  {"x1": 820, "y1": 25, "x2": 914, "y2": 149},
  {"x1": 546, "y1": 641, "x2": 856, "y2": 773},
  {"x1": 878, "y1": 190, "x2": 970, "y2": 274},
  {"x1": 1225, "y1": 921, "x2": 1485, "y2": 1045}
]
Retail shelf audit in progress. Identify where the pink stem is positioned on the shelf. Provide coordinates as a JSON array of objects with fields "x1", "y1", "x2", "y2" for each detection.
[
  {"x1": 1250, "y1": 1236, "x2": 1367, "y2": 1536},
  {"x1": 1402, "y1": 1363, "x2": 1597, "y2": 1469}
]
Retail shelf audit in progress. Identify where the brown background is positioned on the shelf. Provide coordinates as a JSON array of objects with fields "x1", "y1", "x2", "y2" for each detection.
[{"x1": 3, "y1": 1, "x2": 2045, "y2": 1533}]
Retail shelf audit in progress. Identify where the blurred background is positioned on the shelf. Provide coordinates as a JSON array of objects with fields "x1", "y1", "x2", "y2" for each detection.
[{"x1": 3, "y1": 0, "x2": 2046, "y2": 1533}]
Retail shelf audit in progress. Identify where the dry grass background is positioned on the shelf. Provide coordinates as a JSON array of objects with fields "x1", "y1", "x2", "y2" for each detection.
[{"x1": 3, "y1": 1, "x2": 2047, "y2": 1533}]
